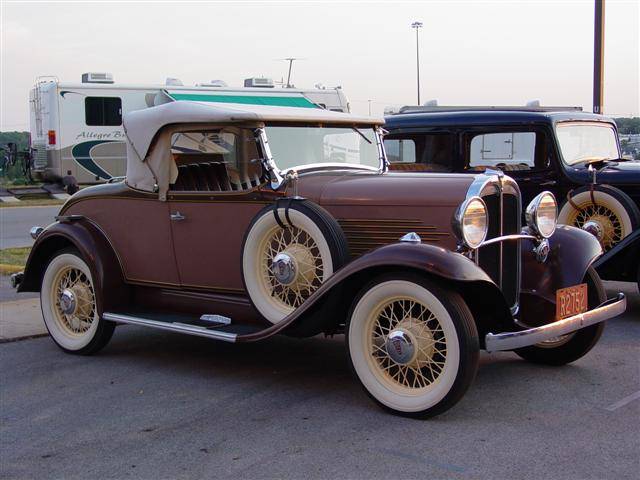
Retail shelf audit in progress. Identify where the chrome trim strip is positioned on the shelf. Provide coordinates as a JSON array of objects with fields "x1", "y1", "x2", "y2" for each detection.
[
  {"x1": 485, "y1": 293, "x2": 626, "y2": 352},
  {"x1": 479, "y1": 233, "x2": 537, "y2": 247},
  {"x1": 103, "y1": 312, "x2": 238, "y2": 342}
]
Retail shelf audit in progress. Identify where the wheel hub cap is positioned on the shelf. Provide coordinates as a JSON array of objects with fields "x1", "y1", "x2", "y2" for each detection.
[
  {"x1": 59, "y1": 289, "x2": 76, "y2": 315},
  {"x1": 385, "y1": 330, "x2": 416, "y2": 365},
  {"x1": 582, "y1": 220, "x2": 604, "y2": 241},
  {"x1": 59, "y1": 284, "x2": 92, "y2": 317},
  {"x1": 272, "y1": 253, "x2": 297, "y2": 285}
]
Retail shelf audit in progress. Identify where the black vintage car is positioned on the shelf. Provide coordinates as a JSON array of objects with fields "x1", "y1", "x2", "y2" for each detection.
[{"x1": 384, "y1": 108, "x2": 640, "y2": 289}]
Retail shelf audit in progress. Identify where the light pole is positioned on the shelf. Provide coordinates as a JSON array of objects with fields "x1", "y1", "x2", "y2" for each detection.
[
  {"x1": 593, "y1": 0, "x2": 605, "y2": 114},
  {"x1": 411, "y1": 21, "x2": 423, "y2": 105}
]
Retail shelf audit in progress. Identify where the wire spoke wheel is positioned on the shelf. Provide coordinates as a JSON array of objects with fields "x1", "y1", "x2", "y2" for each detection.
[
  {"x1": 243, "y1": 201, "x2": 348, "y2": 326},
  {"x1": 347, "y1": 276, "x2": 479, "y2": 417},
  {"x1": 259, "y1": 225, "x2": 324, "y2": 310},
  {"x1": 369, "y1": 297, "x2": 448, "y2": 391},
  {"x1": 559, "y1": 186, "x2": 640, "y2": 253},
  {"x1": 50, "y1": 266, "x2": 96, "y2": 335},
  {"x1": 568, "y1": 202, "x2": 623, "y2": 251},
  {"x1": 41, "y1": 251, "x2": 115, "y2": 354}
]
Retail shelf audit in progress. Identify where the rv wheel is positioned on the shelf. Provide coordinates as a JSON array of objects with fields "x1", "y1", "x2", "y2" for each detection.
[{"x1": 242, "y1": 200, "x2": 349, "y2": 326}]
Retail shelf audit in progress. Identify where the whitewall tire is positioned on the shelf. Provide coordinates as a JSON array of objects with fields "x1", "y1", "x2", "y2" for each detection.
[
  {"x1": 40, "y1": 250, "x2": 114, "y2": 354},
  {"x1": 242, "y1": 201, "x2": 349, "y2": 326},
  {"x1": 559, "y1": 186, "x2": 640, "y2": 251},
  {"x1": 346, "y1": 273, "x2": 479, "y2": 418}
]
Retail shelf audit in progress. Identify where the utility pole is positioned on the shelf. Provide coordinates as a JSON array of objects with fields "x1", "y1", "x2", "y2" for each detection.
[
  {"x1": 593, "y1": 0, "x2": 605, "y2": 114},
  {"x1": 411, "y1": 21, "x2": 423, "y2": 105},
  {"x1": 368, "y1": 99, "x2": 372, "y2": 115}
]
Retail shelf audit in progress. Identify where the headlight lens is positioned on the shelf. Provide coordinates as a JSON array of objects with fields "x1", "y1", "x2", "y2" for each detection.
[
  {"x1": 461, "y1": 197, "x2": 488, "y2": 248},
  {"x1": 526, "y1": 192, "x2": 557, "y2": 238}
]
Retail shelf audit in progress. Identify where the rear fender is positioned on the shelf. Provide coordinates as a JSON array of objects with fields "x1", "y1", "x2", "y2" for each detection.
[
  {"x1": 519, "y1": 225, "x2": 603, "y2": 326},
  {"x1": 18, "y1": 218, "x2": 128, "y2": 314}
]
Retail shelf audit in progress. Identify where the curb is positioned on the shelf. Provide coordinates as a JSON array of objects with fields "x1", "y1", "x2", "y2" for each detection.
[{"x1": 0, "y1": 333, "x2": 49, "y2": 344}]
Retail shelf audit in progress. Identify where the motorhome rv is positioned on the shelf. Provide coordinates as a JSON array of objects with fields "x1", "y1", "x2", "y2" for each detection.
[{"x1": 29, "y1": 74, "x2": 350, "y2": 191}]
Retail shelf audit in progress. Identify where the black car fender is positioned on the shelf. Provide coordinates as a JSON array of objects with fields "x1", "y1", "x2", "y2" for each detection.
[
  {"x1": 518, "y1": 224, "x2": 603, "y2": 327},
  {"x1": 593, "y1": 228, "x2": 640, "y2": 283}
]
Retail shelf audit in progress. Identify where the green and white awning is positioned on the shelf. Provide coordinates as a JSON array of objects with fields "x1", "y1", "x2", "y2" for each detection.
[{"x1": 164, "y1": 89, "x2": 318, "y2": 109}]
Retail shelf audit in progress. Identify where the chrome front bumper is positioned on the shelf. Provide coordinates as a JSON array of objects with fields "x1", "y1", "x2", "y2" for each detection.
[{"x1": 485, "y1": 293, "x2": 626, "y2": 352}]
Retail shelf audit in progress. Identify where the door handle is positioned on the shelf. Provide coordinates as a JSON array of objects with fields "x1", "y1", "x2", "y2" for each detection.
[
  {"x1": 540, "y1": 180, "x2": 557, "y2": 186},
  {"x1": 170, "y1": 211, "x2": 185, "y2": 221}
]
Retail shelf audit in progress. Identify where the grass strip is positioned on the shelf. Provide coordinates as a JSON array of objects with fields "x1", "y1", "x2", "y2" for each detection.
[{"x1": 0, "y1": 247, "x2": 31, "y2": 274}]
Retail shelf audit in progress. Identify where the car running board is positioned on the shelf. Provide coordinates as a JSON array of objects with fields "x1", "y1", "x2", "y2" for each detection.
[{"x1": 103, "y1": 312, "x2": 239, "y2": 342}]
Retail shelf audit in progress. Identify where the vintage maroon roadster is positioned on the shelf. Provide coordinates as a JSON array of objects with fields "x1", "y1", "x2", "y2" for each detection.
[{"x1": 14, "y1": 99, "x2": 627, "y2": 418}]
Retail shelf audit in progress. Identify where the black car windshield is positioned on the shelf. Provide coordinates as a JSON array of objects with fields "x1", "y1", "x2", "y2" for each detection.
[
  {"x1": 555, "y1": 122, "x2": 620, "y2": 166},
  {"x1": 265, "y1": 125, "x2": 381, "y2": 172}
]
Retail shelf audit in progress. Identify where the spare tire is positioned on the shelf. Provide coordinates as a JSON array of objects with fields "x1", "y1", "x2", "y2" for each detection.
[
  {"x1": 558, "y1": 184, "x2": 640, "y2": 252},
  {"x1": 242, "y1": 199, "x2": 349, "y2": 325}
]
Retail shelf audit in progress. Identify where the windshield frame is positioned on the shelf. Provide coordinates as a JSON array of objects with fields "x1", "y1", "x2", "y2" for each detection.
[
  {"x1": 256, "y1": 123, "x2": 387, "y2": 188},
  {"x1": 554, "y1": 121, "x2": 621, "y2": 167}
]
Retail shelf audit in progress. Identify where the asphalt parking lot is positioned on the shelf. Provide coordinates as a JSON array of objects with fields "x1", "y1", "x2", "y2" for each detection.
[{"x1": 1, "y1": 284, "x2": 639, "y2": 480}]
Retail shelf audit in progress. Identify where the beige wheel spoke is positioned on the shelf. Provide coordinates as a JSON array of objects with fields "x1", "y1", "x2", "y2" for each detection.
[
  {"x1": 368, "y1": 296, "x2": 448, "y2": 391},
  {"x1": 51, "y1": 266, "x2": 96, "y2": 335},
  {"x1": 260, "y1": 224, "x2": 325, "y2": 311}
]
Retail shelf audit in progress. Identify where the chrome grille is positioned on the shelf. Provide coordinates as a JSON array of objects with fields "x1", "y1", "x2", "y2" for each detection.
[{"x1": 475, "y1": 176, "x2": 521, "y2": 311}]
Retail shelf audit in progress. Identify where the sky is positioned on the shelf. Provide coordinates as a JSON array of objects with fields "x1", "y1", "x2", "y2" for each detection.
[{"x1": 1, "y1": 0, "x2": 638, "y2": 130}]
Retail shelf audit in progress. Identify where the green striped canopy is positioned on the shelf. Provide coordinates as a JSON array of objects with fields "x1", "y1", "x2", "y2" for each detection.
[{"x1": 165, "y1": 90, "x2": 318, "y2": 109}]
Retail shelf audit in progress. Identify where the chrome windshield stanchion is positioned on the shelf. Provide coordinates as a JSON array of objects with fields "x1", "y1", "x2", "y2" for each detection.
[
  {"x1": 255, "y1": 127, "x2": 284, "y2": 190},
  {"x1": 376, "y1": 126, "x2": 389, "y2": 173}
]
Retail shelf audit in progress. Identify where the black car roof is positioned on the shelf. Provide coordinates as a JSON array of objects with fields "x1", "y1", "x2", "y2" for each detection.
[{"x1": 384, "y1": 109, "x2": 616, "y2": 129}]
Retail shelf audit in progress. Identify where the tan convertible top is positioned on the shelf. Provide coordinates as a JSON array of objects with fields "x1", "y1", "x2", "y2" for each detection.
[
  {"x1": 124, "y1": 100, "x2": 383, "y2": 200},
  {"x1": 124, "y1": 100, "x2": 383, "y2": 161}
]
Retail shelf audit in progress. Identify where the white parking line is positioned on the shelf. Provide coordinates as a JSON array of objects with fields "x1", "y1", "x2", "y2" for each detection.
[{"x1": 605, "y1": 390, "x2": 640, "y2": 411}]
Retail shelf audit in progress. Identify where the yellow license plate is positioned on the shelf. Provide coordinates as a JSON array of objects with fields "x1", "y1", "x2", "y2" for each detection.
[{"x1": 556, "y1": 283, "x2": 588, "y2": 320}]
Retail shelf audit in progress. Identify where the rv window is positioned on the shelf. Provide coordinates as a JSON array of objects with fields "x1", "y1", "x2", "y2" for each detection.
[{"x1": 85, "y1": 97, "x2": 122, "y2": 126}]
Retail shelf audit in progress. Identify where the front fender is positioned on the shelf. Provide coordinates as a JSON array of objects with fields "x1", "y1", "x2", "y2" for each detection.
[
  {"x1": 593, "y1": 229, "x2": 640, "y2": 282},
  {"x1": 19, "y1": 218, "x2": 128, "y2": 314},
  {"x1": 519, "y1": 225, "x2": 603, "y2": 326},
  {"x1": 240, "y1": 242, "x2": 513, "y2": 342}
]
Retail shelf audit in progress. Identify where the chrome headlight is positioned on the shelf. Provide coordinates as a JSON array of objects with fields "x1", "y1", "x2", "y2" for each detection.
[
  {"x1": 454, "y1": 196, "x2": 488, "y2": 249},
  {"x1": 525, "y1": 191, "x2": 557, "y2": 238}
]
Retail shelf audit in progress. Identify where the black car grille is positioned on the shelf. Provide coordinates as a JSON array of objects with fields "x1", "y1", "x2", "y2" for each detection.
[{"x1": 478, "y1": 192, "x2": 520, "y2": 310}]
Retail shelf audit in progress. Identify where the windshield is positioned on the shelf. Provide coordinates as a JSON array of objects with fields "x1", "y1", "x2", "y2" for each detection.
[
  {"x1": 555, "y1": 122, "x2": 620, "y2": 165},
  {"x1": 264, "y1": 126, "x2": 381, "y2": 172}
]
